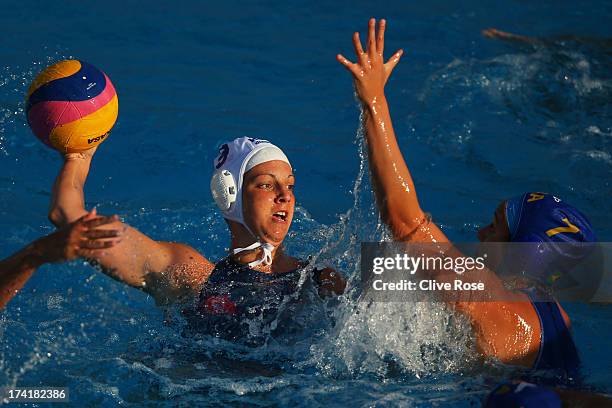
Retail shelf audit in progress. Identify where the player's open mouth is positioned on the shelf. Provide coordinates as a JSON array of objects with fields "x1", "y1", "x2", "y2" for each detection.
[{"x1": 272, "y1": 211, "x2": 287, "y2": 222}]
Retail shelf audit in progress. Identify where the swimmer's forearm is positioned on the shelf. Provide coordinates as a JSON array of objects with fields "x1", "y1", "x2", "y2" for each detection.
[
  {"x1": 49, "y1": 157, "x2": 91, "y2": 227},
  {"x1": 0, "y1": 240, "x2": 48, "y2": 308},
  {"x1": 362, "y1": 96, "x2": 425, "y2": 234}
]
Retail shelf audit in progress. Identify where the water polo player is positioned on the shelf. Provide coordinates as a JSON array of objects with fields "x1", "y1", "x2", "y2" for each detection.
[
  {"x1": 338, "y1": 19, "x2": 596, "y2": 375},
  {"x1": 48, "y1": 138, "x2": 344, "y2": 323}
]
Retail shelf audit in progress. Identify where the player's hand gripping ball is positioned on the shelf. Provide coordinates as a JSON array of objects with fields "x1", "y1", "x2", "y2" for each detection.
[{"x1": 26, "y1": 60, "x2": 118, "y2": 153}]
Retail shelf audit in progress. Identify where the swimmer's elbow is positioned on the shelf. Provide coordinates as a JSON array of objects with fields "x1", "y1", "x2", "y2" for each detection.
[
  {"x1": 48, "y1": 206, "x2": 86, "y2": 227},
  {"x1": 379, "y1": 201, "x2": 428, "y2": 240},
  {"x1": 387, "y1": 214, "x2": 428, "y2": 242},
  {"x1": 48, "y1": 207, "x2": 66, "y2": 227}
]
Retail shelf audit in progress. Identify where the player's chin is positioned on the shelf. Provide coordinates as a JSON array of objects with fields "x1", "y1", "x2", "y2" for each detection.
[{"x1": 263, "y1": 225, "x2": 290, "y2": 246}]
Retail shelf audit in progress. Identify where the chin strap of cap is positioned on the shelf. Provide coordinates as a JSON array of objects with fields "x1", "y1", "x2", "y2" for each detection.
[{"x1": 232, "y1": 241, "x2": 275, "y2": 268}]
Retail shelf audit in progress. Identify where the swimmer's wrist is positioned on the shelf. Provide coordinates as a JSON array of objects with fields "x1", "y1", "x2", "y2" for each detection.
[
  {"x1": 63, "y1": 146, "x2": 97, "y2": 162},
  {"x1": 23, "y1": 240, "x2": 49, "y2": 267},
  {"x1": 361, "y1": 93, "x2": 388, "y2": 111},
  {"x1": 63, "y1": 152, "x2": 92, "y2": 162}
]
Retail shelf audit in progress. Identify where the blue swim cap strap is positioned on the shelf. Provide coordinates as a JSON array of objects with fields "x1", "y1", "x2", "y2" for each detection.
[{"x1": 505, "y1": 194, "x2": 525, "y2": 240}]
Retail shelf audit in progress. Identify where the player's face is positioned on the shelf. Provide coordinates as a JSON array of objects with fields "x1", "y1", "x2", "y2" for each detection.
[
  {"x1": 478, "y1": 201, "x2": 511, "y2": 242},
  {"x1": 242, "y1": 161, "x2": 295, "y2": 246}
]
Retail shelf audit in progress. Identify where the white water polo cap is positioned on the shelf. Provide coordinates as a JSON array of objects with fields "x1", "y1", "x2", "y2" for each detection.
[{"x1": 210, "y1": 137, "x2": 291, "y2": 267}]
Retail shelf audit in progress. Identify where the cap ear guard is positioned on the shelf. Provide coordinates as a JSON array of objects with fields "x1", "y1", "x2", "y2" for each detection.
[{"x1": 210, "y1": 169, "x2": 237, "y2": 211}]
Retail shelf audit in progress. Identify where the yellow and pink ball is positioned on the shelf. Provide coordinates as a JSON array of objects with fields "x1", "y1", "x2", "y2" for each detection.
[{"x1": 26, "y1": 60, "x2": 118, "y2": 153}]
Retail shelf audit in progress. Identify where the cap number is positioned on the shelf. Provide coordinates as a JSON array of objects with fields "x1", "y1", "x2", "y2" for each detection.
[
  {"x1": 215, "y1": 144, "x2": 229, "y2": 169},
  {"x1": 546, "y1": 218, "x2": 580, "y2": 237}
]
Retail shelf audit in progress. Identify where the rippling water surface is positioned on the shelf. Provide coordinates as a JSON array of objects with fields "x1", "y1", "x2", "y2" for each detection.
[{"x1": 0, "y1": 1, "x2": 611, "y2": 406}]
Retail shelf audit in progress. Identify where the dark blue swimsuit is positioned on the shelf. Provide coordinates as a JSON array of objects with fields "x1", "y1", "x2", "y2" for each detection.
[
  {"x1": 184, "y1": 257, "x2": 320, "y2": 342},
  {"x1": 199, "y1": 257, "x2": 303, "y2": 315},
  {"x1": 530, "y1": 298, "x2": 580, "y2": 377}
]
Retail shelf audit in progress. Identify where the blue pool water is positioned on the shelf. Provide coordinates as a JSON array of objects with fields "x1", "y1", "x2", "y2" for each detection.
[{"x1": 1, "y1": 1, "x2": 611, "y2": 406}]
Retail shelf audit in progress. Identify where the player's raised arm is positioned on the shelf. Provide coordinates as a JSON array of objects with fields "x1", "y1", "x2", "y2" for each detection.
[
  {"x1": 337, "y1": 18, "x2": 447, "y2": 243},
  {"x1": 23, "y1": 60, "x2": 214, "y2": 305},
  {"x1": 48, "y1": 151, "x2": 214, "y2": 305}
]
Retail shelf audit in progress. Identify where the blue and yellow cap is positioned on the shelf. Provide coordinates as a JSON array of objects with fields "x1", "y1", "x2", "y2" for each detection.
[
  {"x1": 504, "y1": 192, "x2": 597, "y2": 284},
  {"x1": 505, "y1": 192, "x2": 596, "y2": 244}
]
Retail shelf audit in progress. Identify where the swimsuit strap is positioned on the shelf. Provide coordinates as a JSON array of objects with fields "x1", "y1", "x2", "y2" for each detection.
[{"x1": 526, "y1": 290, "x2": 580, "y2": 377}]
